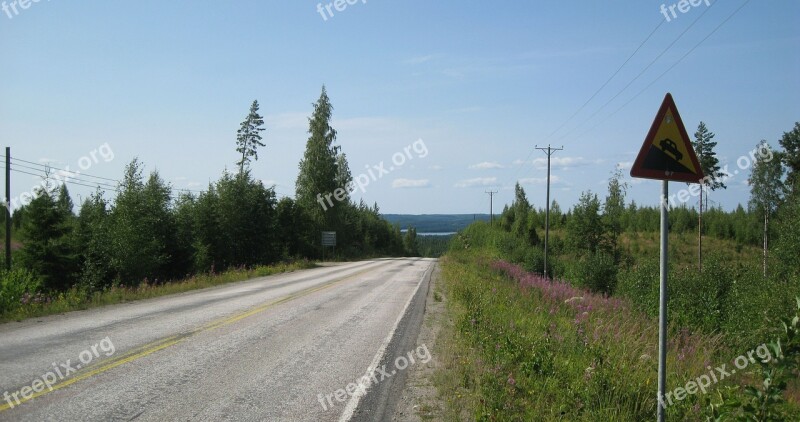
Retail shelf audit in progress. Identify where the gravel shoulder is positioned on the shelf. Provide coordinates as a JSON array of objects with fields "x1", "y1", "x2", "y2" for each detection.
[{"x1": 392, "y1": 263, "x2": 447, "y2": 421}]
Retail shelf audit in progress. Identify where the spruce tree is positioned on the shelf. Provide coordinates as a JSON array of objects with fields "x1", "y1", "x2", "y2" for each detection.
[
  {"x1": 692, "y1": 122, "x2": 726, "y2": 270},
  {"x1": 296, "y1": 86, "x2": 349, "y2": 241}
]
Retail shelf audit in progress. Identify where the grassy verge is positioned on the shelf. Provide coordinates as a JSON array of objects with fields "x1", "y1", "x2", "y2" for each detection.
[
  {"x1": 0, "y1": 260, "x2": 316, "y2": 323},
  {"x1": 433, "y1": 248, "x2": 798, "y2": 420}
]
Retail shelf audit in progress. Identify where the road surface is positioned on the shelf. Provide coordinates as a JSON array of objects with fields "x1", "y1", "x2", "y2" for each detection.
[{"x1": 0, "y1": 258, "x2": 435, "y2": 421}]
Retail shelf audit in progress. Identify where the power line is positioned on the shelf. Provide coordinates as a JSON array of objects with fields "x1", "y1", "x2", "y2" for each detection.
[
  {"x1": 535, "y1": 145, "x2": 564, "y2": 278},
  {"x1": 1, "y1": 154, "x2": 119, "y2": 183},
  {"x1": 10, "y1": 168, "x2": 121, "y2": 193},
  {"x1": 547, "y1": 20, "x2": 666, "y2": 141},
  {"x1": 512, "y1": 17, "x2": 666, "y2": 184},
  {"x1": 6, "y1": 160, "x2": 120, "y2": 190},
  {"x1": 2, "y1": 154, "x2": 206, "y2": 195},
  {"x1": 573, "y1": 0, "x2": 752, "y2": 142},
  {"x1": 556, "y1": 0, "x2": 718, "y2": 142}
]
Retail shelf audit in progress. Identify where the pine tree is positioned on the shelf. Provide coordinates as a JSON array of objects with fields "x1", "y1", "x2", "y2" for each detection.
[
  {"x1": 512, "y1": 182, "x2": 530, "y2": 239},
  {"x1": 109, "y1": 160, "x2": 174, "y2": 284},
  {"x1": 236, "y1": 100, "x2": 266, "y2": 174},
  {"x1": 567, "y1": 191, "x2": 604, "y2": 254},
  {"x1": 18, "y1": 185, "x2": 77, "y2": 290},
  {"x1": 403, "y1": 227, "x2": 418, "y2": 256},
  {"x1": 692, "y1": 122, "x2": 726, "y2": 270},
  {"x1": 77, "y1": 191, "x2": 113, "y2": 289},
  {"x1": 603, "y1": 167, "x2": 627, "y2": 261}
]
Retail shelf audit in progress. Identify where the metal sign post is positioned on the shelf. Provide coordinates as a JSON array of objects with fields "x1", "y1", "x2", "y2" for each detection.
[
  {"x1": 658, "y1": 181, "x2": 669, "y2": 422},
  {"x1": 630, "y1": 93, "x2": 704, "y2": 421},
  {"x1": 321, "y1": 231, "x2": 336, "y2": 262}
]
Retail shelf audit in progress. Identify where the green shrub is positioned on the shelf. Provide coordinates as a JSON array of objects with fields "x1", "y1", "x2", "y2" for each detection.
[
  {"x1": 616, "y1": 258, "x2": 660, "y2": 317},
  {"x1": 0, "y1": 269, "x2": 42, "y2": 315}
]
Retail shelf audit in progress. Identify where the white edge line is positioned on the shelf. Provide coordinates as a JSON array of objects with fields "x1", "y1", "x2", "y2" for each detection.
[{"x1": 337, "y1": 260, "x2": 434, "y2": 422}]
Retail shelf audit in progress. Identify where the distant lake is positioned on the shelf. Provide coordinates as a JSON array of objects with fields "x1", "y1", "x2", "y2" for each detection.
[{"x1": 417, "y1": 232, "x2": 456, "y2": 236}]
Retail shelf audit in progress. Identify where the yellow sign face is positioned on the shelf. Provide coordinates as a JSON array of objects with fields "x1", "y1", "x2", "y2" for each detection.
[
  {"x1": 630, "y1": 93, "x2": 704, "y2": 183},
  {"x1": 649, "y1": 110, "x2": 699, "y2": 174}
]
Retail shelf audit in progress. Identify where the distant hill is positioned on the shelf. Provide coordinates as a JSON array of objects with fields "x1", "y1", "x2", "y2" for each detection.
[{"x1": 382, "y1": 214, "x2": 491, "y2": 233}]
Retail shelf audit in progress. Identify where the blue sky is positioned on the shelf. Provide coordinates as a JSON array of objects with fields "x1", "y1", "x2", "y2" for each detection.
[{"x1": 1, "y1": 0, "x2": 798, "y2": 214}]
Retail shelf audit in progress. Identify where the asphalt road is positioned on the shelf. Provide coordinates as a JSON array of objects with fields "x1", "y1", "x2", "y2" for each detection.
[{"x1": 0, "y1": 258, "x2": 436, "y2": 422}]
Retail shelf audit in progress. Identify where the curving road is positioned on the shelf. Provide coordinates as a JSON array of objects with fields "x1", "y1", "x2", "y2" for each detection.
[{"x1": 0, "y1": 258, "x2": 435, "y2": 421}]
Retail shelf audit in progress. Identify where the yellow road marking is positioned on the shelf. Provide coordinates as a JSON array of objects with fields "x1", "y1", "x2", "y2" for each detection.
[{"x1": 0, "y1": 263, "x2": 388, "y2": 412}]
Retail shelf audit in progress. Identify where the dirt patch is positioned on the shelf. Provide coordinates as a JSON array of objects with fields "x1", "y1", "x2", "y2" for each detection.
[{"x1": 392, "y1": 263, "x2": 447, "y2": 421}]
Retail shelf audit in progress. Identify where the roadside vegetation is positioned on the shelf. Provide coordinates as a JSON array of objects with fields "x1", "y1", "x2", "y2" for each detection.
[
  {"x1": 430, "y1": 122, "x2": 800, "y2": 420},
  {"x1": 416, "y1": 234, "x2": 454, "y2": 258},
  {"x1": 0, "y1": 260, "x2": 314, "y2": 323},
  {"x1": 435, "y1": 224, "x2": 799, "y2": 420},
  {"x1": 0, "y1": 87, "x2": 419, "y2": 321}
]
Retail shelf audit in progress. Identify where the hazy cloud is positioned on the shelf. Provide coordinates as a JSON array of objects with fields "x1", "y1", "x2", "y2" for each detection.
[
  {"x1": 518, "y1": 175, "x2": 563, "y2": 185},
  {"x1": 392, "y1": 178, "x2": 430, "y2": 189},
  {"x1": 469, "y1": 161, "x2": 504, "y2": 170},
  {"x1": 454, "y1": 177, "x2": 498, "y2": 188}
]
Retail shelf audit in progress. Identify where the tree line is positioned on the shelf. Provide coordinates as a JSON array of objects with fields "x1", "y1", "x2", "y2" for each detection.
[
  {"x1": 5, "y1": 87, "x2": 417, "y2": 294},
  {"x1": 497, "y1": 120, "x2": 800, "y2": 288}
]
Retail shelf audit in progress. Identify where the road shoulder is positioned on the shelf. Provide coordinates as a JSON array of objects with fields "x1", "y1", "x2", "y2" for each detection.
[{"x1": 392, "y1": 263, "x2": 446, "y2": 421}]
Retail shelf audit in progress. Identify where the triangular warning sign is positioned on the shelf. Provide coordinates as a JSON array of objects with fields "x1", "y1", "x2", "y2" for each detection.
[{"x1": 630, "y1": 93, "x2": 704, "y2": 183}]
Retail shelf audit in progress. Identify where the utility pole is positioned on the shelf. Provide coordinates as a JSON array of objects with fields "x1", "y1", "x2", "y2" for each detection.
[
  {"x1": 535, "y1": 144, "x2": 563, "y2": 278},
  {"x1": 485, "y1": 190, "x2": 497, "y2": 226},
  {"x1": 5, "y1": 147, "x2": 11, "y2": 271}
]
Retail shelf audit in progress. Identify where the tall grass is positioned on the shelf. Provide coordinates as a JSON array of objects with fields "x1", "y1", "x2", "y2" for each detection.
[
  {"x1": 435, "y1": 223, "x2": 799, "y2": 420},
  {"x1": 438, "y1": 251, "x2": 729, "y2": 420}
]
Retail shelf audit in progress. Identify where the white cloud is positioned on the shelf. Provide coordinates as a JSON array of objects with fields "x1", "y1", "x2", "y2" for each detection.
[
  {"x1": 513, "y1": 155, "x2": 603, "y2": 170},
  {"x1": 616, "y1": 161, "x2": 633, "y2": 171},
  {"x1": 429, "y1": 165, "x2": 443, "y2": 171},
  {"x1": 519, "y1": 175, "x2": 562, "y2": 185},
  {"x1": 469, "y1": 161, "x2": 504, "y2": 170},
  {"x1": 392, "y1": 178, "x2": 430, "y2": 189},
  {"x1": 454, "y1": 177, "x2": 497, "y2": 188},
  {"x1": 187, "y1": 182, "x2": 203, "y2": 188},
  {"x1": 528, "y1": 156, "x2": 602, "y2": 170}
]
